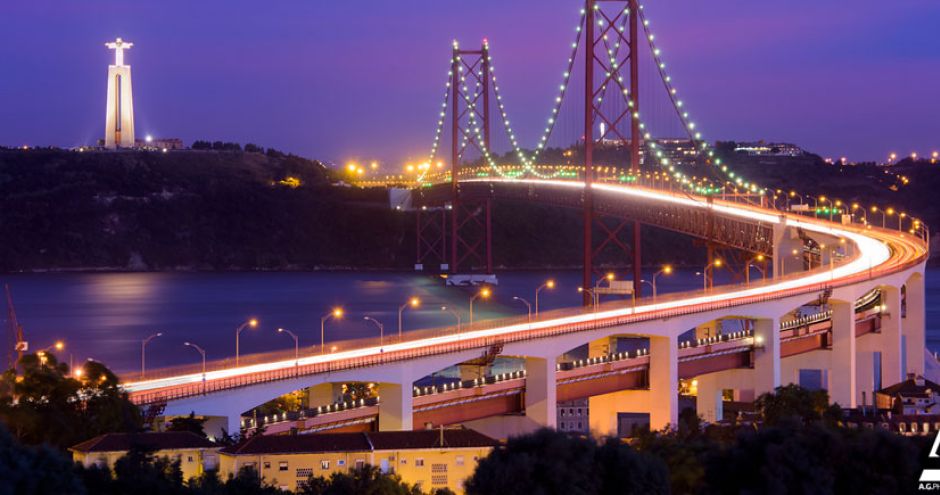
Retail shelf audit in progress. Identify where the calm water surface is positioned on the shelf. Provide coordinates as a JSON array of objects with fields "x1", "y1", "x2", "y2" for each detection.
[{"x1": 3, "y1": 268, "x2": 938, "y2": 374}]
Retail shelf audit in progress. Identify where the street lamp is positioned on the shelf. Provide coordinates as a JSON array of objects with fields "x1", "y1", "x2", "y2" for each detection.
[
  {"x1": 650, "y1": 265, "x2": 672, "y2": 300},
  {"x1": 277, "y1": 328, "x2": 300, "y2": 373},
  {"x1": 703, "y1": 259, "x2": 722, "y2": 290},
  {"x1": 745, "y1": 254, "x2": 767, "y2": 285},
  {"x1": 851, "y1": 203, "x2": 867, "y2": 224},
  {"x1": 398, "y1": 297, "x2": 420, "y2": 342},
  {"x1": 363, "y1": 317, "x2": 385, "y2": 348},
  {"x1": 441, "y1": 306, "x2": 461, "y2": 334},
  {"x1": 512, "y1": 296, "x2": 532, "y2": 322},
  {"x1": 578, "y1": 287, "x2": 598, "y2": 311},
  {"x1": 141, "y1": 332, "x2": 162, "y2": 379},
  {"x1": 469, "y1": 287, "x2": 491, "y2": 326},
  {"x1": 321, "y1": 307, "x2": 343, "y2": 354},
  {"x1": 535, "y1": 279, "x2": 556, "y2": 316},
  {"x1": 235, "y1": 318, "x2": 259, "y2": 367},
  {"x1": 36, "y1": 341, "x2": 65, "y2": 367},
  {"x1": 183, "y1": 342, "x2": 207, "y2": 394},
  {"x1": 871, "y1": 206, "x2": 886, "y2": 228}
]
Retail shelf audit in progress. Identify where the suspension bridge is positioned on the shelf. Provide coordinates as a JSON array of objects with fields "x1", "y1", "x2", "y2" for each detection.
[{"x1": 121, "y1": 1, "x2": 929, "y2": 439}]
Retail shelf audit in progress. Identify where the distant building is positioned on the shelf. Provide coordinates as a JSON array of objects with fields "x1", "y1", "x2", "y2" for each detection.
[
  {"x1": 557, "y1": 399, "x2": 589, "y2": 433},
  {"x1": 876, "y1": 374, "x2": 940, "y2": 415},
  {"x1": 654, "y1": 138, "x2": 701, "y2": 167},
  {"x1": 218, "y1": 429, "x2": 497, "y2": 494},
  {"x1": 70, "y1": 431, "x2": 220, "y2": 481},
  {"x1": 733, "y1": 140, "x2": 804, "y2": 157},
  {"x1": 137, "y1": 137, "x2": 184, "y2": 150}
]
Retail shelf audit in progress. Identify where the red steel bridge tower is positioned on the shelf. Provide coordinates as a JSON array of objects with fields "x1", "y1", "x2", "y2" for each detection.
[
  {"x1": 449, "y1": 41, "x2": 494, "y2": 277},
  {"x1": 582, "y1": 0, "x2": 643, "y2": 305}
]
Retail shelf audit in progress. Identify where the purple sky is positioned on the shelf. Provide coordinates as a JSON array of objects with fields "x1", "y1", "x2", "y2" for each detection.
[{"x1": 0, "y1": 0, "x2": 938, "y2": 164}]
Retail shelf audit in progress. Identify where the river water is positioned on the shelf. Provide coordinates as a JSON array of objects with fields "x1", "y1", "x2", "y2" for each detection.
[{"x1": 3, "y1": 268, "x2": 938, "y2": 375}]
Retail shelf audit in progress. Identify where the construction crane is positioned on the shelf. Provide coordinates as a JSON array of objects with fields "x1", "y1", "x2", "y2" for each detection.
[{"x1": 6, "y1": 284, "x2": 26, "y2": 370}]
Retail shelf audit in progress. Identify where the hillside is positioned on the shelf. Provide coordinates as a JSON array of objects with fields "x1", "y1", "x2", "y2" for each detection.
[{"x1": 0, "y1": 148, "x2": 934, "y2": 272}]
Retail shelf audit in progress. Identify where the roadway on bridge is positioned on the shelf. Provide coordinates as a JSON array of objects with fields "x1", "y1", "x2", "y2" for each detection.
[{"x1": 123, "y1": 179, "x2": 926, "y2": 404}]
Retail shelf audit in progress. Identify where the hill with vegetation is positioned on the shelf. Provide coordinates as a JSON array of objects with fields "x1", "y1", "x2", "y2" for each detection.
[{"x1": 0, "y1": 146, "x2": 935, "y2": 272}]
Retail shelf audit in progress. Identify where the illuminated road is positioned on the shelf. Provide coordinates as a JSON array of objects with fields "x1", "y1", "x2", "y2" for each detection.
[{"x1": 124, "y1": 179, "x2": 927, "y2": 405}]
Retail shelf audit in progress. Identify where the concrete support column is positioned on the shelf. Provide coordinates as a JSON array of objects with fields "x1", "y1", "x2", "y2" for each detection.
[
  {"x1": 904, "y1": 275, "x2": 926, "y2": 376},
  {"x1": 649, "y1": 335, "x2": 678, "y2": 429},
  {"x1": 307, "y1": 383, "x2": 346, "y2": 408},
  {"x1": 588, "y1": 337, "x2": 615, "y2": 358},
  {"x1": 830, "y1": 300, "x2": 856, "y2": 407},
  {"x1": 772, "y1": 222, "x2": 802, "y2": 278},
  {"x1": 880, "y1": 285, "x2": 903, "y2": 386},
  {"x1": 695, "y1": 321, "x2": 718, "y2": 340},
  {"x1": 378, "y1": 383, "x2": 413, "y2": 431},
  {"x1": 524, "y1": 357, "x2": 557, "y2": 428},
  {"x1": 754, "y1": 317, "x2": 781, "y2": 396},
  {"x1": 695, "y1": 374, "x2": 723, "y2": 423}
]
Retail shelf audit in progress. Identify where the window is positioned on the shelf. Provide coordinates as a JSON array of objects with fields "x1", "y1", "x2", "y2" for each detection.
[
  {"x1": 321, "y1": 460, "x2": 331, "y2": 470},
  {"x1": 455, "y1": 456, "x2": 465, "y2": 467},
  {"x1": 263, "y1": 462, "x2": 271, "y2": 469},
  {"x1": 279, "y1": 461, "x2": 288, "y2": 472},
  {"x1": 337, "y1": 459, "x2": 346, "y2": 467},
  {"x1": 415, "y1": 458, "x2": 425, "y2": 467},
  {"x1": 296, "y1": 468, "x2": 313, "y2": 479},
  {"x1": 355, "y1": 459, "x2": 365, "y2": 469},
  {"x1": 187, "y1": 456, "x2": 194, "y2": 463},
  {"x1": 400, "y1": 458, "x2": 408, "y2": 465},
  {"x1": 244, "y1": 462, "x2": 257, "y2": 469},
  {"x1": 432, "y1": 463, "x2": 447, "y2": 473},
  {"x1": 431, "y1": 475, "x2": 448, "y2": 485}
]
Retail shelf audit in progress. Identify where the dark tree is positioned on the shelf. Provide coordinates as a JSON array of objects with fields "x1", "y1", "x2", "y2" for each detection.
[
  {"x1": 466, "y1": 428, "x2": 668, "y2": 495},
  {"x1": 0, "y1": 425, "x2": 86, "y2": 495},
  {"x1": 0, "y1": 354, "x2": 140, "y2": 449},
  {"x1": 244, "y1": 143, "x2": 263, "y2": 153},
  {"x1": 754, "y1": 384, "x2": 840, "y2": 426},
  {"x1": 191, "y1": 140, "x2": 212, "y2": 150},
  {"x1": 166, "y1": 412, "x2": 208, "y2": 438},
  {"x1": 298, "y1": 465, "x2": 422, "y2": 495}
]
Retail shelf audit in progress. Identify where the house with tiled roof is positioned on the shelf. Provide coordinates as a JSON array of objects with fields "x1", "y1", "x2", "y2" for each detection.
[
  {"x1": 219, "y1": 428, "x2": 498, "y2": 494},
  {"x1": 70, "y1": 431, "x2": 220, "y2": 481},
  {"x1": 876, "y1": 374, "x2": 940, "y2": 415}
]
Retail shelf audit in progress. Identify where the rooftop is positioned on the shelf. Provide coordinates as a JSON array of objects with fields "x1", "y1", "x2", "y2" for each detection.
[
  {"x1": 222, "y1": 429, "x2": 498, "y2": 456},
  {"x1": 70, "y1": 431, "x2": 216, "y2": 453}
]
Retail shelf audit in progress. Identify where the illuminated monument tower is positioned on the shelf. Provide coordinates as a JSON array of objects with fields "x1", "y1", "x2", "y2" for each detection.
[{"x1": 104, "y1": 38, "x2": 135, "y2": 149}]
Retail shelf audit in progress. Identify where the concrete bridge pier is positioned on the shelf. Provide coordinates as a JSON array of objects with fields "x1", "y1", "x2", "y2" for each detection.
[
  {"x1": 880, "y1": 285, "x2": 904, "y2": 387},
  {"x1": 773, "y1": 222, "x2": 805, "y2": 278},
  {"x1": 307, "y1": 383, "x2": 346, "y2": 408},
  {"x1": 649, "y1": 335, "x2": 679, "y2": 430},
  {"x1": 378, "y1": 383, "x2": 413, "y2": 431},
  {"x1": 904, "y1": 274, "x2": 926, "y2": 376},
  {"x1": 829, "y1": 297, "x2": 857, "y2": 407},
  {"x1": 585, "y1": 334, "x2": 679, "y2": 436},
  {"x1": 754, "y1": 317, "x2": 781, "y2": 396},
  {"x1": 524, "y1": 357, "x2": 557, "y2": 429}
]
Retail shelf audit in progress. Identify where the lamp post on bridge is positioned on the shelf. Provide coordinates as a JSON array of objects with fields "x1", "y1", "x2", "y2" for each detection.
[
  {"x1": 650, "y1": 265, "x2": 672, "y2": 300},
  {"x1": 183, "y1": 342, "x2": 207, "y2": 395},
  {"x1": 745, "y1": 254, "x2": 767, "y2": 285},
  {"x1": 321, "y1": 308, "x2": 343, "y2": 355},
  {"x1": 535, "y1": 279, "x2": 555, "y2": 317},
  {"x1": 702, "y1": 259, "x2": 722, "y2": 290},
  {"x1": 512, "y1": 296, "x2": 532, "y2": 322},
  {"x1": 235, "y1": 318, "x2": 259, "y2": 367},
  {"x1": 277, "y1": 328, "x2": 299, "y2": 374},
  {"x1": 141, "y1": 332, "x2": 162, "y2": 379},
  {"x1": 441, "y1": 306, "x2": 462, "y2": 334},
  {"x1": 398, "y1": 297, "x2": 420, "y2": 342},
  {"x1": 469, "y1": 287, "x2": 491, "y2": 326},
  {"x1": 363, "y1": 317, "x2": 385, "y2": 348}
]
